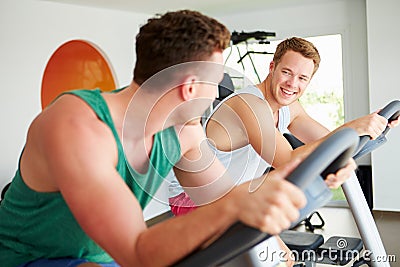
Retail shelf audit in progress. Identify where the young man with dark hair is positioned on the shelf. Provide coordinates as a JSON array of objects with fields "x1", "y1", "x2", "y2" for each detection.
[{"x1": 0, "y1": 11, "x2": 316, "y2": 267}]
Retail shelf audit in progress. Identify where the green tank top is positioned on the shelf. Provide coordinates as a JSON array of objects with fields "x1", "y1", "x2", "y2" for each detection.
[{"x1": 0, "y1": 89, "x2": 181, "y2": 267}]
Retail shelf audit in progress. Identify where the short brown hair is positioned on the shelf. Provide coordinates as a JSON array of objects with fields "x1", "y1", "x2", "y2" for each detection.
[
  {"x1": 133, "y1": 10, "x2": 231, "y2": 85},
  {"x1": 273, "y1": 37, "x2": 321, "y2": 75}
]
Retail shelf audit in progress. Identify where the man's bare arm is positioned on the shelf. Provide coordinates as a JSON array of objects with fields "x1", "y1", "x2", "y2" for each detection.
[{"x1": 35, "y1": 103, "x2": 304, "y2": 266}]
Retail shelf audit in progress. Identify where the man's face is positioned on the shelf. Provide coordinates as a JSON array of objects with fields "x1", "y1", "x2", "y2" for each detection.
[{"x1": 269, "y1": 50, "x2": 314, "y2": 107}]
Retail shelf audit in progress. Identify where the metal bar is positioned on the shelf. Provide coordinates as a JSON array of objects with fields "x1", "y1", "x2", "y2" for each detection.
[{"x1": 342, "y1": 172, "x2": 389, "y2": 267}]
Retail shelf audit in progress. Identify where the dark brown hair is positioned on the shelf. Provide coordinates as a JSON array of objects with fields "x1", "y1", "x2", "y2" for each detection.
[
  {"x1": 273, "y1": 37, "x2": 321, "y2": 75},
  {"x1": 133, "y1": 10, "x2": 231, "y2": 85}
]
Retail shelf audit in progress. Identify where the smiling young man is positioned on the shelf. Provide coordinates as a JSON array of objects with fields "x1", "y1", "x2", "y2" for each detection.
[
  {"x1": 168, "y1": 37, "x2": 396, "y2": 266},
  {"x1": 170, "y1": 37, "x2": 396, "y2": 212},
  {"x1": 259, "y1": 37, "x2": 396, "y2": 144}
]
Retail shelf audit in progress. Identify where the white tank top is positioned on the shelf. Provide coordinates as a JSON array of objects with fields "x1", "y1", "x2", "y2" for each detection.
[{"x1": 168, "y1": 85, "x2": 291, "y2": 196}]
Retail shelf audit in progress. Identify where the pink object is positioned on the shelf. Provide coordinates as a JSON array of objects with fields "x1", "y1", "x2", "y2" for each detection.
[{"x1": 169, "y1": 192, "x2": 197, "y2": 216}]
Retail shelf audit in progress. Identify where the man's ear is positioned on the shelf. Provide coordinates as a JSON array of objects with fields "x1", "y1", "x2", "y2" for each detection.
[
  {"x1": 180, "y1": 75, "x2": 198, "y2": 101},
  {"x1": 269, "y1": 61, "x2": 275, "y2": 73}
]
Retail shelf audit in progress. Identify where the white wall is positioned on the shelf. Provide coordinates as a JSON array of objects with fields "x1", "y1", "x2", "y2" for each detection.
[
  {"x1": 0, "y1": 0, "x2": 173, "y2": 219},
  {"x1": 366, "y1": 0, "x2": 400, "y2": 211},
  {"x1": 0, "y1": 0, "x2": 146, "y2": 187}
]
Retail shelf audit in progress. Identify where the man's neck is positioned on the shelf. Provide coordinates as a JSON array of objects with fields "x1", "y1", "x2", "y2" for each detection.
[{"x1": 122, "y1": 82, "x2": 173, "y2": 140}]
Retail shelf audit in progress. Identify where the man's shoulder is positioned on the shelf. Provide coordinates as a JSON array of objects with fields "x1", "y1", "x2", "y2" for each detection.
[
  {"x1": 287, "y1": 101, "x2": 306, "y2": 120},
  {"x1": 47, "y1": 93, "x2": 101, "y2": 121},
  {"x1": 32, "y1": 94, "x2": 111, "y2": 144}
]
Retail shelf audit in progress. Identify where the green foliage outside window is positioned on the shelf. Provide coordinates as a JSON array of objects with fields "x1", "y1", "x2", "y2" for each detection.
[{"x1": 299, "y1": 91, "x2": 344, "y2": 129}]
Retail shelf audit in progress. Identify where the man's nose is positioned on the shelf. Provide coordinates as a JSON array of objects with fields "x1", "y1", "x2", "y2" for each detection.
[{"x1": 286, "y1": 76, "x2": 299, "y2": 89}]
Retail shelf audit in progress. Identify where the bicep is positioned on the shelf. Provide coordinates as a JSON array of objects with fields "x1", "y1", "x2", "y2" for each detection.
[
  {"x1": 269, "y1": 129, "x2": 297, "y2": 167},
  {"x1": 218, "y1": 94, "x2": 277, "y2": 164},
  {"x1": 61, "y1": 168, "x2": 145, "y2": 263},
  {"x1": 230, "y1": 95, "x2": 295, "y2": 168},
  {"x1": 239, "y1": 96, "x2": 276, "y2": 164},
  {"x1": 44, "y1": 121, "x2": 145, "y2": 265}
]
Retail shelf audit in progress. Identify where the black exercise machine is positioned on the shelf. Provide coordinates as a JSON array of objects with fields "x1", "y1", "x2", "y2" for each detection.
[
  {"x1": 174, "y1": 127, "x2": 359, "y2": 266},
  {"x1": 279, "y1": 100, "x2": 399, "y2": 267},
  {"x1": 226, "y1": 31, "x2": 276, "y2": 84}
]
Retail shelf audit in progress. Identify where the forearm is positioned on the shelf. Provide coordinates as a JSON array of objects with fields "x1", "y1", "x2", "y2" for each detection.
[
  {"x1": 335, "y1": 112, "x2": 388, "y2": 139},
  {"x1": 272, "y1": 131, "x2": 331, "y2": 168},
  {"x1": 135, "y1": 196, "x2": 238, "y2": 266},
  {"x1": 289, "y1": 138, "x2": 322, "y2": 159},
  {"x1": 269, "y1": 131, "x2": 321, "y2": 168}
]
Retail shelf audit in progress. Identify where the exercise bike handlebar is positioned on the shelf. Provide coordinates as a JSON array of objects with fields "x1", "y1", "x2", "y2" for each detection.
[
  {"x1": 286, "y1": 128, "x2": 358, "y2": 188},
  {"x1": 173, "y1": 128, "x2": 359, "y2": 267},
  {"x1": 377, "y1": 99, "x2": 400, "y2": 121},
  {"x1": 355, "y1": 100, "x2": 400, "y2": 157}
]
